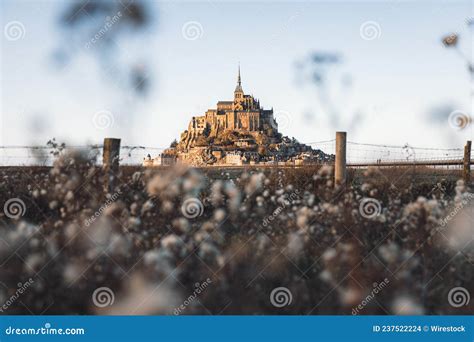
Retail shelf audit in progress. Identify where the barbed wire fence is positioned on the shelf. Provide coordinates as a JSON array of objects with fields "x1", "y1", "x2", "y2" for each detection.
[
  {"x1": 307, "y1": 140, "x2": 468, "y2": 167},
  {"x1": 0, "y1": 139, "x2": 471, "y2": 174},
  {"x1": 0, "y1": 145, "x2": 165, "y2": 166}
]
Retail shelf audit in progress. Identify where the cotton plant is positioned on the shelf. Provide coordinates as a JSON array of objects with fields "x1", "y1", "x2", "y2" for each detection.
[{"x1": 0, "y1": 154, "x2": 472, "y2": 314}]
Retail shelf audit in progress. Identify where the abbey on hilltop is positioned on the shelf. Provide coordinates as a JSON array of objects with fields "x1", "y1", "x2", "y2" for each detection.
[
  {"x1": 144, "y1": 67, "x2": 333, "y2": 166},
  {"x1": 180, "y1": 66, "x2": 278, "y2": 149}
]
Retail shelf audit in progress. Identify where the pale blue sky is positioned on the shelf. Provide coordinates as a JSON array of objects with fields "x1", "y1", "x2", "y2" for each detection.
[{"x1": 1, "y1": 0, "x2": 473, "y2": 149}]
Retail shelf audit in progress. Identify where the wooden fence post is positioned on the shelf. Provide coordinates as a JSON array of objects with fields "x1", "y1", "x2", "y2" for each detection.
[
  {"x1": 463, "y1": 140, "x2": 471, "y2": 184},
  {"x1": 335, "y1": 131, "x2": 347, "y2": 186},
  {"x1": 103, "y1": 138, "x2": 121, "y2": 192}
]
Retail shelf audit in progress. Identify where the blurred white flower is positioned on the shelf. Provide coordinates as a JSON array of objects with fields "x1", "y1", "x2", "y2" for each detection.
[{"x1": 392, "y1": 296, "x2": 424, "y2": 315}]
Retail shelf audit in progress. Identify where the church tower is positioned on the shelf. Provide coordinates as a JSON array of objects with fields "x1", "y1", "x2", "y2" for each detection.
[{"x1": 234, "y1": 65, "x2": 244, "y2": 102}]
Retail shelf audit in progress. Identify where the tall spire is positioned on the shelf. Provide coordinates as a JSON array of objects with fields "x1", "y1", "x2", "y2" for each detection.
[
  {"x1": 237, "y1": 64, "x2": 241, "y2": 86},
  {"x1": 235, "y1": 63, "x2": 243, "y2": 93}
]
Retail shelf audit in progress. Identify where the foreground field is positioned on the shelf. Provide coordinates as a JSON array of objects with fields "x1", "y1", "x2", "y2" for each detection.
[{"x1": 0, "y1": 153, "x2": 472, "y2": 315}]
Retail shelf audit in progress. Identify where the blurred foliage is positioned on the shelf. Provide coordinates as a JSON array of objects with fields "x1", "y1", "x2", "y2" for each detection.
[
  {"x1": 295, "y1": 51, "x2": 365, "y2": 133},
  {"x1": 55, "y1": 0, "x2": 156, "y2": 97},
  {"x1": 60, "y1": 0, "x2": 149, "y2": 28}
]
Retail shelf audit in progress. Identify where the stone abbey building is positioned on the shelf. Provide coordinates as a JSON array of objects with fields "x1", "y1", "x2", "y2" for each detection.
[
  {"x1": 180, "y1": 67, "x2": 278, "y2": 149},
  {"x1": 143, "y1": 68, "x2": 333, "y2": 166}
]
